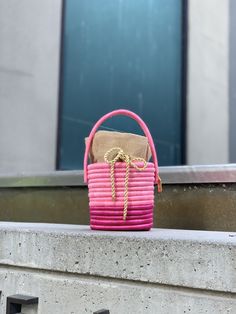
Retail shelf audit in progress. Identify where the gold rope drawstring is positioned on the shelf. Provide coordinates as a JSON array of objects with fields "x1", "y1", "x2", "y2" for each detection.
[{"x1": 104, "y1": 147, "x2": 147, "y2": 220}]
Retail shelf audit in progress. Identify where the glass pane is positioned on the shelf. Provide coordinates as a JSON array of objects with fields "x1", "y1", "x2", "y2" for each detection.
[{"x1": 59, "y1": 0, "x2": 184, "y2": 169}]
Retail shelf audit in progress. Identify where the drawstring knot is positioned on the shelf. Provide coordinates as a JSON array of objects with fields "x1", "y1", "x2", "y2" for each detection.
[{"x1": 104, "y1": 147, "x2": 147, "y2": 220}]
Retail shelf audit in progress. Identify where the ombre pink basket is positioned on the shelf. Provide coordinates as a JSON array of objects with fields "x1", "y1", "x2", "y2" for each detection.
[{"x1": 84, "y1": 109, "x2": 162, "y2": 231}]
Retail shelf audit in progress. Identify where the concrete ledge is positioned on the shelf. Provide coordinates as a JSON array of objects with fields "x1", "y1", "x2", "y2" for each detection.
[
  {"x1": 0, "y1": 164, "x2": 236, "y2": 187},
  {"x1": 1, "y1": 267, "x2": 236, "y2": 314},
  {"x1": 0, "y1": 184, "x2": 236, "y2": 232},
  {"x1": 0, "y1": 222, "x2": 236, "y2": 293}
]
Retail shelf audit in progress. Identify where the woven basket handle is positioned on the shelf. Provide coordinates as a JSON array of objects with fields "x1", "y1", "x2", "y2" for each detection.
[{"x1": 84, "y1": 109, "x2": 159, "y2": 184}]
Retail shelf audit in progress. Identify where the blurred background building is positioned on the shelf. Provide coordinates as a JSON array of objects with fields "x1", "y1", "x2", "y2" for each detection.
[{"x1": 0, "y1": 0, "x2": 235, "y2": 173}]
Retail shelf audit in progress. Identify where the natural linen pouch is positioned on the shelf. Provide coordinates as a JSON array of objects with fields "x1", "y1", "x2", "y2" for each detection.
[{"x1": 85, "y1": 130, "x2": 151, "y2": 163}]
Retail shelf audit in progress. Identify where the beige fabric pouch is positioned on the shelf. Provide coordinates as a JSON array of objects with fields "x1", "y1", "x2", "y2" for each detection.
[{"x1": 85, "y1": 130, "x2": 151, "y2": 163}]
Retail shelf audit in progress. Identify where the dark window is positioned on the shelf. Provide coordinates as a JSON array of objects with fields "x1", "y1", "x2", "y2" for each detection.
[{"x1": 58, "y1": 0, "x2": 186, "y2": 169}]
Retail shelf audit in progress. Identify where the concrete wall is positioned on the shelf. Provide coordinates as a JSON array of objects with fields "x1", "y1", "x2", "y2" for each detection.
[
  {"x1": 0, "y1": 223, "x2": 236, "y2": 313},
  {"x1": 0, "y1": 1, "x2": 62, "y2": 173},
  {"x1": 229, "y1": 0, "x2": 236, "y2": 163},
  {"x1": 0, "y1": 0, "x2": 233, "y2": 171},
  {"x1": 187, "y1": 0, "x2": 230, "y2": 165}
]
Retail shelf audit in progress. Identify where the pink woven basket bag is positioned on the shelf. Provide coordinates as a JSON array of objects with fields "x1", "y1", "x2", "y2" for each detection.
[{"x1": 84, "y1": 109, "x2": 162, "y2": 231}]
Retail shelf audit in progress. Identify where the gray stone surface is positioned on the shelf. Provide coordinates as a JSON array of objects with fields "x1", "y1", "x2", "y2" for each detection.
[
  {"x1": 0, "y1": 268, "x2": 236, "y2": 314},
  {"x1": 187, "y1": 0, "x2": 230, "y2": 165},
  {"x1": 0, "y1": 1, "x2": 62, "y2": 173},
  {"x1": 0, "y1": 223, "x2": 236, "y2": 292},
  {"x1": 0, "y1": 222, "x2": 236, "y2": 313}
]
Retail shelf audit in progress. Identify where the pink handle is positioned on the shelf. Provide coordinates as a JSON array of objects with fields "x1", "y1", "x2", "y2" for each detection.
[{"x1": 84, "y1": 109, "x2": 159, "y2": 183}]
